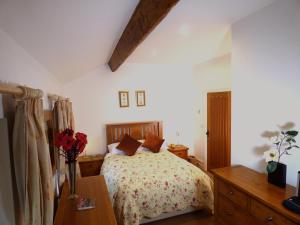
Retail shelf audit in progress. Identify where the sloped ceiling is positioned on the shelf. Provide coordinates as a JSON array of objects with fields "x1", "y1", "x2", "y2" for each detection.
[{"x1": 0, "y1": 0, "x2": 276, "y2": 82}]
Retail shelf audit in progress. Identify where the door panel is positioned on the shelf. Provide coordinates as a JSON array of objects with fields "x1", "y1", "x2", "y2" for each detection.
[{"x1": 207, "y1": 91, "x2": 231, "y2": 170}]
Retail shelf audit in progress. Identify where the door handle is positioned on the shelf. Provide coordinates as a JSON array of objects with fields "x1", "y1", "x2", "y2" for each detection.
[{"x1": 206, "y1": 131, "x2": 209, "y2": 137}]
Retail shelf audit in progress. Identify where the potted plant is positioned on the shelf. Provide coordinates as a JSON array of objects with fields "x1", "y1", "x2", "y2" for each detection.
[
  {"x1": 55, "y1": 129, "x2": 87, "y2": 198},
  {"x1": 264, "y1": 130, "x2": 299, "y2": 188}
]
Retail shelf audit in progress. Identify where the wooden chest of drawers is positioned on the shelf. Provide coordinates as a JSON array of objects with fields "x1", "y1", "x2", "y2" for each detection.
[
  {"x1": 211, "y1": 166, "x2": 300, "y2": 225},
  {"x1": 168, "y1": 145, "x2": 189, "y2": 159},
  {"x1": 78, "y1": 154, "x2": 104, "y2": 177},
  {"x1": 187, "y1": 156, "x2": 204, "y2": 170}
]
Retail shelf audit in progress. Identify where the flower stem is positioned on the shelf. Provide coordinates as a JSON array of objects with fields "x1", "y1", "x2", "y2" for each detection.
[{"x1": 277, "y1": 134, "x2": 287, "y2": 162}]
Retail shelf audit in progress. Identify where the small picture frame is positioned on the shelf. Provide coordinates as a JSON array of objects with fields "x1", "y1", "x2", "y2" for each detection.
[
  {"x1": 118, "y1": 91, "x2": 129, "y2": 107},
  {"x1": 136, "y1": 90, "x2": 146, "y2": 107}
]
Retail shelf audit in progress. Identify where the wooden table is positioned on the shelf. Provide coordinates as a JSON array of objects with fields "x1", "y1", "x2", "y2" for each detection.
[{"x1": 53, "y1": 176, "x2": 117, "y2": 225}]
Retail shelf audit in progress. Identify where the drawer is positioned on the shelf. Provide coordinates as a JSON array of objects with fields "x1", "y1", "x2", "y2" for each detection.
[
  {"x1": 174, "y1": 150, "x2": 188, "y2": 159},
  {"x1": 80, "y1": 166, "x2": 100, "y2": 177},
  {"x1": 192, "y1": 161, "x2": 203, "y2": 169},
  {"x1": 218, "y1": 179, "x2": 249, "y2": 210},
  {"x1": 79, "y1": 161, "x2": 102, "y2": 177},
  {"x1": 218, "y1": 194, "x2": 252, "y2": 225},
  {"x1": 250, "y1": 199, "x2": 296, "y2": 225},
  {"x1": 188, "y1": 157, "x2": 202, "y2": 167}
]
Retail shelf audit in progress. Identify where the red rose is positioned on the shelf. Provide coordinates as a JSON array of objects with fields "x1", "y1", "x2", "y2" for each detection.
[
  {"x1": 55, "y1": 129, "x2": 87, "y2": 161},
  {"x1": 62, "y1": 136, "x2": 76, "y2": 151},
  {"x1": 63, "y1": 128, "x2": 74, "y2": 137},
  {"x1": 75, "y1": 132, "x2": 87, "y2": 144},
  {"x1": 77, "y1": 141, "x2": 86, "y2": 153}
]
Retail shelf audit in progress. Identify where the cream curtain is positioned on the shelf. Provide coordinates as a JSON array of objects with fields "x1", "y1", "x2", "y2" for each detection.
[
  {"x1": 53, "y1": 99, "x2": 74, "y2": 132},
  {"x1": 13, "y1": 86, "x2": 53, "y2": 225},
  {"x1": 52, "y1": 99, "x2": 75, "y2": 194}
]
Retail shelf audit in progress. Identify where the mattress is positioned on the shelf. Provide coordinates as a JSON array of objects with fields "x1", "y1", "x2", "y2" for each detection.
[{"x1": 101, "y1": 151, "x2": 213, "y2": 225}]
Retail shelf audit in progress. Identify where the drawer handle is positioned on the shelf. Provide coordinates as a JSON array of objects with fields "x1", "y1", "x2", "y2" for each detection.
[
  {"x1": 225, "y1": 212, "x2": 233, "y2": 216},
  {"x1": 265, "y1": 216, "x2": 273, "y2": 222},
  {"x1": 227, "y1": 191, "x2": 234, "y2": 195}
]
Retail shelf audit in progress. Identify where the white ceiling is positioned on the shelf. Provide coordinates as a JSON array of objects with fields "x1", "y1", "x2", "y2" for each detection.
[{"x1": 0, "y1": 0, "x2": 276, "y2": 82}]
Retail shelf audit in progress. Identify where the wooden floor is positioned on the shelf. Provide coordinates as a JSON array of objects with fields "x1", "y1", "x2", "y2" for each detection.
[{"x1": 146, "y1": 210, "x2": 216, "y2": 225}]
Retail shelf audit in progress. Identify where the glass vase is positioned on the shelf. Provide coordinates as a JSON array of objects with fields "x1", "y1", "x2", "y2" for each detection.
[{"x1": 67, "y1": 161, "x2": 78, "y2": 199}]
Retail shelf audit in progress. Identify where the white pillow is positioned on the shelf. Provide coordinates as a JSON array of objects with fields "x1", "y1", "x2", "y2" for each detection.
[
  {"x1": 161, "y1": 141, "x2": 167, "y2": 151},
  {"x1": 111, "y1": 147, "x2": 126, "y2": 155},
  {"x1": 107, "y1": 142, "x2": 119, "y2": 153}
]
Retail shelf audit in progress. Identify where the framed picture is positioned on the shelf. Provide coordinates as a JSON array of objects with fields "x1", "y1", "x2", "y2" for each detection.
[
  {"x1": 118, "y1": 91, "x2": 129, "y2": 107},
  {"x1": 136, "y1": 90, "x2": 146, "y2": 107}
]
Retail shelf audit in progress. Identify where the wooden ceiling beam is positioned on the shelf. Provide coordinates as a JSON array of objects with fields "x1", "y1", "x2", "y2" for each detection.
[{"x1": 108, "y1": 0, "x2": 180, "y2": 72}]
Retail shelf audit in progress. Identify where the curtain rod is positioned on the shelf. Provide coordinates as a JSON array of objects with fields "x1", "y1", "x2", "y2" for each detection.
[
  {"x1": 0, "y1": 82, "x2": 68, "y2": 100},
  {"x1": 0, "y1": 83, "x2": 24, "y2": 96},
  {"x1": 48, "y1": 94, "x2": 69, "y2": 101}
]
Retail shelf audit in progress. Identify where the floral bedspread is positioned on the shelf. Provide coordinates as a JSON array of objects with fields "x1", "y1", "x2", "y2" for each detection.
[{"x1": 101, "y1": 151, "x2": 214, "y2": 225}]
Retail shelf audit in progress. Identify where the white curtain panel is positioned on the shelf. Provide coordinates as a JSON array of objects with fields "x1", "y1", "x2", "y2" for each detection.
[
  {"x1": 12, "y1": 86, "x2": 53, "y2": 225},
  {"x1": 53, "y1": 99, "x2": 77, "y2": 195}
]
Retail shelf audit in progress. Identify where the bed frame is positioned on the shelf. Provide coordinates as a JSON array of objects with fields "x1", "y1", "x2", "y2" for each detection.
[{"x1": 106, "y1": 121, "x2": 163, "y2": 145}]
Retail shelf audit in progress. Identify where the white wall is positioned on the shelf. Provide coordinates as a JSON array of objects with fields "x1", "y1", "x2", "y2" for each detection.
[
  {"x1": 0, "y1": 28, "x2": 61, "y2": 117},
  {"x1": 193, "y1": 54, "x2": 231, "y2": 166},
  {"x1": 62, "y1": 63, "x2": 196, "y2": 155},
  {"x1": 0, "y1": 28, "x2": 61, "y2": 225},
  {"x1": 232, "y1": 0, "x2": 300, "y2": 186}
]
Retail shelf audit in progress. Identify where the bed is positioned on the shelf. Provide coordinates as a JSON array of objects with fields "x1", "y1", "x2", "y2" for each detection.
[{"x1": 101, "y1": 121, "x2": 213, "y2": 225}]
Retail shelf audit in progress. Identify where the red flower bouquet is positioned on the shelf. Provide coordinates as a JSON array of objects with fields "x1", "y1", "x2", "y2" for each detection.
[{"x1": 55, "y1": 128, "x2": 87, "y2": 163}]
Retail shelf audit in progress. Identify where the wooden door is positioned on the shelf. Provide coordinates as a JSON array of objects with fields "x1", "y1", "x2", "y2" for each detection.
[{"x1": 207, "y1": 91, "x2": 231, "y2": 170}]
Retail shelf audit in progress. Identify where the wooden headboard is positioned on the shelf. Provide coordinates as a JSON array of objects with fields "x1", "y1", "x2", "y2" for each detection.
[{"x1": 106, "y1": 121, "x2": 163, "y2": 145}]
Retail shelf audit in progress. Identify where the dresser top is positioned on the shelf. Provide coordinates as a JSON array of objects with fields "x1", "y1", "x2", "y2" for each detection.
[
  {"x1": 54, "y1": 175, "x2": 117, "y2": 225},
  {"x1": 167, "y1": 144, "x2": 189, "y2": 151},
  {"x1": 78, "y1": 154, "x2": 104, "y2": 162},
  {"x1": 211, "y1": 165, "x2": 300, "y2": 224}
]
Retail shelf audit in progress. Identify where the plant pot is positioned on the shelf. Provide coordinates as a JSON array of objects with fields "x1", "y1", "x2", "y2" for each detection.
[
  {"x1": 268, "y1": 162, "x2": 286, "y2": 188},
  {"x1": 67, "y1": 161, "x2": 78, "y2": 199}
]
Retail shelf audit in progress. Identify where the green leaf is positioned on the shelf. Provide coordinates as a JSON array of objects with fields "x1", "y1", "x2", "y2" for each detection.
[
  {"x1": 292, "y1": 145, "x2": 300, "y2": 148},
  {"x1": 286, "y1": 146, "x2": 292, "y2": 150},
  {"x1": 286, "y1": 130, "x2": 298, "y2": 137},
  {"x1": 267, "y1": 161, "x2": 278, "y2": 173},
  {"x1": 286, "y1": 138, "x2": 292, "y2": 143},
  {"x1": 274, "y1": 141, "x2": 280, "y2": 145}
]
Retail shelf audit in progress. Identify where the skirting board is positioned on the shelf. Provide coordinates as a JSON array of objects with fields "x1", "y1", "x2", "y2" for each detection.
[{"x1": 140, "y1": 207, "x2": 199, "y2": 224}]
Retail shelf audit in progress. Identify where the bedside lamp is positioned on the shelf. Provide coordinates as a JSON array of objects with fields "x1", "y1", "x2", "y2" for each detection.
[{"x1": 176, "y1": 131, "x2": 180, "y2": 145}]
